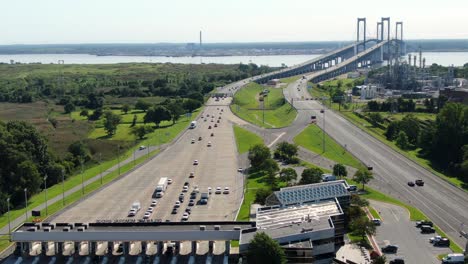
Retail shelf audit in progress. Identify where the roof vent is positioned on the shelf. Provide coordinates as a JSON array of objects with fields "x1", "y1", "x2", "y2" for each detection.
[
  {"x1": 234, "y1": 226, "x2": 241, "y2": 231},
  {"x1": 214, "y1": 225, "x2": 220, "y2": 230},
  {"x1": 200, "y1": 225, "x2": 206, "y2": 231}
]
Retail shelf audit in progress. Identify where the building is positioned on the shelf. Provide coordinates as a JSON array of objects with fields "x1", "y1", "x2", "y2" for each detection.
[
  {"x1": 440, "y1": 87, "x2": 468, "y2": 105},
  {"x1": 355, "y1": 85, "x2": 378, "y2": 100}
]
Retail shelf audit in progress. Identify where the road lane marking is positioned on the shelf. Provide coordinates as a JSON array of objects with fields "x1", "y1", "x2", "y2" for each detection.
[{"x1": 267, "y1": 132, "x2": 286, "y2": 147}]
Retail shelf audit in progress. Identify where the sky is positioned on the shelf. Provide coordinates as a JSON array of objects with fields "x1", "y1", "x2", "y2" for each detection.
[{"x1": 1, "y1": 0, "x2": 467, "y2": 44}]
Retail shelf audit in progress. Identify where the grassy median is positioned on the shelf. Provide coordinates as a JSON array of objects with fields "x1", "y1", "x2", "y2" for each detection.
[
  {"x1": 233, "y1": 125, "x2": 264, "y2": 154},
  {"x1": 230, "y1": 83, "x2": 297, "y2": 128},
  {"x1": 294, "y1": 124, "x2": 363, "y2": 169}
]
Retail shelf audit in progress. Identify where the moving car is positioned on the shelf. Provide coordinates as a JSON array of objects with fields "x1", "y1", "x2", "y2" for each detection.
[
  {"x1": 415, "y1": 179, "x2": 424, "y2": 186},
  {"x1": 389, "y1": 258, "x2": 405, "y2": 264},
  {"x1": 381, "y1": 244, "x2": 398, "y2": 253},
  {"x1": 139, "y1": 145, "x2": 146, "y2": 150},
  {"x1": 407, "y1": 181, "x2": 415, "y2": 187},
  {"x1": 372, "y1": 219, "x2": 382, "y2": 226}
]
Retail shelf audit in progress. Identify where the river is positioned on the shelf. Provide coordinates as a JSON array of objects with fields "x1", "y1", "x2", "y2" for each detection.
[{"x1": 0, "y1": 52, "x2": 467, "y2": 67}]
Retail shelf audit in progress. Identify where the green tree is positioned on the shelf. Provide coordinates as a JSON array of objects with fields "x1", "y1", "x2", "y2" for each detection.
[
  {"x1": 333, "y1": 163, "x2": 347, "y2": 178},
  {"x1": 367, "y1": 112, "x2": 383, "y2": 127},
  {"x1": 103, "y1": 111, "x2": 122, "y2": 136},
  {"x1": 130, "y1": 125, "x2": 154, "y2": 140},
  {"x1": 385, "y1": 121, "x2": 400, "y2": 140},
  {"x1": 122, "y1": 104, "x2": 130, "y2": 114},
  {"x1": 350, "y1": 216, "x2": 376, "y2": 241},
  {"x1": 248, "y1": 144, "x2": 271, "y2": 168},
  {"x1": 299, "y1": 167, "x2": 323, "y2": 184},
  {"x1": 395, "y1": 131, "x2": 410, "y2": 150},
  {"x1": 353, "y1": 169, "x2": 374, "y2": 190},
  {"x1": 279, "y1": 168, "x2": 298, "y2": 185},
  {"x1": 144, "y1": 106, "x2": 171, "y2": 127},
  {"x1": 68, "y1": 141, "x2": 89, "y2": 160},
  {"x1": 64, "y1": 102, "x2": 75, "y2": 114},
  {"x1": 246, "y1": 232, "x2": 286, "y2": 264},
  {"x1": 183, "y1": 98, "x2": 202, "y2": 113},
  {"x1": 88, "y1": 108, "x2": 103, "y2": 121},
  {"x1": 255, "y1": 188, "x2": 273, "y2": 204},
  {"x1": 79, "y1": 109, "x2": 89, "y2": 117},
  {"x1": 371, "y1": 255, "x2": 386, "y2": 264},
  {"x1": 135, "y1": 99, "x2": 151, "y2": 112},
  {"x1": 274, "y1": 141, "x2": 299, "y2": 163},
  {"x1": 350, "y1": 194, "x2": 369, "y2": 207},
  {"x1": 166, "y1": 100, "x2": 185, "y2": 124},
  {"x1": 399, "y1": 114, "x2": 420, "y2": 144}
]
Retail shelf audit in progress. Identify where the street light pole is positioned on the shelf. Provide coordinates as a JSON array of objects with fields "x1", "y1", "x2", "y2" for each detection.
[
  {"x1": 44, "y1": 175, "x2": 48, "y2": 216},
  {"x1": 80, "y1": 158, "x2": 84, "y2": 195},
  {"x1": 99, "y1": 153, "x2": 103, "y2": 185},
  {"x1": 62, "y1": 169, "x2": 65, "y2": 206},
  {"x1": 117, "y1": 145, "x2": 121, "y2": 175},
  {"x1": 6, "y1": 197, "x2": 11, "y2": 239},
  {"x1": 322, "y1": 109, "x2": 326, "y2": 153},
  {"x1": 24, "y1": 188, "x2": 28, "y2": 221}
]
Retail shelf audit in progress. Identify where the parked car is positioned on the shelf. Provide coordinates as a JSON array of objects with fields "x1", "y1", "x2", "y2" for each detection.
[
  {"x1": 147, "y1": 207, "x2": 154, "y2": 213},
  {"x1": 193, "y1": 160, "x2": 199, "y2": 165},
  {"x1": 167, "y1": 178, "x2": 173, "y2": 184},
  {"x1": 188, "y1": 199, "x2": 195, "y2": 206},
  {"x1": 184, "y1": 181, "x2": 190, "y2": 187},
  {"x1": 208, "y1": 126, "x2": 212, "y2": 129},
  {"x1": 185, "y1": 208, "x2": 192, "y2": 214},
  {"x1": 372, "y1": 219, "x2": 382, "y2": 226},
  {"x1": 429, "y1": 235, "x2": 442, "y2": 243},
  {"x1": 191, "y1": 139, "x2": 195, "y2": 144},
  {"x1": 143, "y1": 212, "x2": 151, "y2": 219},
  {"x1": 127, "y1": 209, "x2": 137, "y2": 217},
  {"x1": 207, "y1": 141, "x2": 212, "y2": 147},
  {"x1": 389, "y1": 258, "x2": 405, "y2": 264},
  {"x1": 421, "y1": 225, "x2": 436, "y2": 233},
  {"x1": 416, "y1": 220, "x2": 433, "y2": 227},
  {"x1": 407, "y1": 181, "x2": 415, "y2": 187},
  {"x1": 347, "y1": 185, "x2": 357, "y2": 192},
  {"x1": 381, "y1": 245, "x2": 398, "y2": 253},
  {"x1": 215, "y1": 187, "x2": 222, "y2": 194},
  {"x1": 174, "y1": 201, "x2": 181, "y2": 208},
  {"x1": 150, "y1": 200, "x2": 158, "y2": 207},
  {"x1": 434, "y1": 238, "x2": 450, "y2": 247},
  {"x1": 171, "y1": 208, "x2": 178, "y2": 214},
  {"x1": 198, "y1": 136, "x2": 202, "y2": 141},
  {"x1": 139, "y1": 145, "x2": 146, "y2": 150},
  {"x1": 223, "y1": 187, "x2": 230, "y2": 194},
  {"x1": 189, "y1": 172, "x2": 195, "y2": 178},
  {"x1": 214, "y1": 124, "x2": 218, "y2": 127},
  {"x1": 211, "y1": 133, "x2": 214, "y2": 137},
  {"x1": 181, "y1": 213, "x2": 189, "y2": 221},
  {"x1": 182, "y1": 186, "x2": 189, "y2": 192},
  {"x1": 415, "y1": 179, "x2": 425, "y2": 186}
]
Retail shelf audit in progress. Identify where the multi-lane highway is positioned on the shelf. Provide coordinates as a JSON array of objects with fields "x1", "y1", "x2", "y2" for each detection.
[
  {"x1": 278, "y1": 77, "x2": 468, "y2": 247},
  {"x1": 51, "y1": 98, "x2": 244, "y2": 224}
]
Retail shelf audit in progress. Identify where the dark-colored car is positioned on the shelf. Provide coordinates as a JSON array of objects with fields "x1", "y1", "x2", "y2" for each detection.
[
  {"x1": 208, "y1": 126, "x2": 212, "y2": 129},
  {"x1": 184, "y1": 182, "x2": 190, "y2": 187},
  {"x1": 389, "y1": 258, "x2": 405, "y2": 264},
  {"x1": 421, "y1": 225, "x2": 436, "y2": 234},
  {"x1": 185, "y1": 208, "x2": 192, "y2": 214},
  {"x1": 214, "y1": 124, "x2": 218, "y2": 127},
  {"x1": 381, "y1": 245, "x2": 398, "y2": 253},
  {"x1": 415, "y1": 179, "x2": 424, "y2": 186},
  {"x1": 211, "y1": 133, "x2": 214, "y2": 137},
  {"x1": 416, "y1": 220, "x2": 433, "y2": 227},
  {"x1": 434, "y1": 238, "x2": 450, "y2": 247},
  {"x1": 171, "y1": 208, "x2": 178, "y2": 214},
  {"x1": 407, "y1": 181, "x2": 415, "y2": 187},
  {"x1": 198, "y1": 136, "x2": 202, "y2": 141},
  {"x1": 188, "y1": 199, "x2": 195, "y2": 206}
]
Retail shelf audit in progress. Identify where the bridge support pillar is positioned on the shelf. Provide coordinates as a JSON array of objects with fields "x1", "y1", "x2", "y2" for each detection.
[
  {"x1": 175, "y1": 241, "x2": 181, "y2": 254},
  {"x1": 74, "y1": 242, "x2": 80, "y2": 256},
  {"x1": 191, "y1": 241, "x2": 197, "y2": 255},
  {"x1": 21, "y1": 242, "x2": 29, "y2": 257},
  {"x1": 141, "y1": 241, "x2": 147, "y2": 255},
  {"x1": 225, "y1": 241, "x2": 230, "y2": 255}
]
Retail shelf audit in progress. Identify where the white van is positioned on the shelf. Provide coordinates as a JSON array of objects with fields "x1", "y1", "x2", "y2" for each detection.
[{"x1": 442, "y1": 253, "x2": 465, "y2": 264}]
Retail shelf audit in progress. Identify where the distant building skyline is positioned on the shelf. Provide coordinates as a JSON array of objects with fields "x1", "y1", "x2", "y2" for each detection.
[{"x1": 1, "y1": 0, "x2": 468, "y2": 45}]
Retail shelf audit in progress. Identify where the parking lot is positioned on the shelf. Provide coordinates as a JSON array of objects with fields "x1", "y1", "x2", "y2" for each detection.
[
  {"x1": 51, "y1": 97, "x2": 243, "y2": 224},
  {"x1": 371, "y1": 201, "x2": 451, "y2": 264}
]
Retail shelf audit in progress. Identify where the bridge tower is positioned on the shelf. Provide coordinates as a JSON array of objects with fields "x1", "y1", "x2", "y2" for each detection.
[
  {"x1": 355, "y1": 18, "x2": 367, "y2": 55},
  {"x1": 380, "y1": 17, "x2": 391, "y2": 42},
  {"x1": 376, "y1": 22, "x2": 382, "y2": 41},
  {"x1": 395, "y1": 22, "x2": 404, "y2": 54}
]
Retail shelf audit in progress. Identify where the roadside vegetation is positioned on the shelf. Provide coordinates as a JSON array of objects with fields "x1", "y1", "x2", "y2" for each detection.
[
  {"x1": 233, "y1": 125, "x2": 264, "y2": 154},
  {"x1": 230, "y1": 82, "x2": 297, "y2": 128},
  {"x1": 293, "y1": 124, "x2": 363, "y2": 169}
]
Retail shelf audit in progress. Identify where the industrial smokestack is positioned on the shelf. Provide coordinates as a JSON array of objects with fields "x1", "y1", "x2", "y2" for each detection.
[
  {"x1": 419, "y1": 48, "x2": 422, "y2": 68},
  {"x1": 423, "y1": 58, "x2": 426, "y2": 69},
  {"x1": 408, "y1": 54, "x2": 412, "y2": 66},
  {"x1": 413, "y1": 56, "x2": 417, "y2": 68},
  {"x1": 199, "y1": 30, "x2": 202, "y2": 48}
]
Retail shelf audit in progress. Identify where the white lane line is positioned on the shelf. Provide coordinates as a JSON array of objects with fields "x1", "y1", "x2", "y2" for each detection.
[{"x1": 268, "y1": 132, "x2": 286, "y2": 148}]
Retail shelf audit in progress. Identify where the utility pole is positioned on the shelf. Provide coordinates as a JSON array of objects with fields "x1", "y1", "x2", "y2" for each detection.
[
  {"x1": 6, "y1": 197, "x2": 11, "y2": 240},
  {"x1": 44, "y1": 175, "x2": 48, "y2": 216},
  {"x1": 99, "y1": 153, "x2": 103, "y2": 185},
  {"x1": 24, "y1": 188, "x2": 28, "y2": 221},
  {"x1": 321, "y1": 109, "x2": 326, "y2": 153},
  {"x1": 80, "y1": 158, "x2": 84, "y2": 195},
  {"x1": 62, "y1": 169, "x2": 65, "y2": 206},
  {"x1": 117, "y1": 145, "x2": 121, "y2": 175}
]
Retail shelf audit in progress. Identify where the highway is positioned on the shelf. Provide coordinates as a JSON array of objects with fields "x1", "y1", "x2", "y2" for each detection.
[{"x1": 279, "y1": 76, "x2": 468, "y2": 248}]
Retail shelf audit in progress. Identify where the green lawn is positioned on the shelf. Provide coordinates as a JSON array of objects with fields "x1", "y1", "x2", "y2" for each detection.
[
  {"x1": 280, "y1": 76, "x2": 302, "y2": 85},
  {"x1": 233, "y1": 125, "x2": 264, "y2": 154},
  {"x1": 298, "y1": 160, "x2": 331, "y2": 173},
  {"x1": 368, "y1": 206, "x2": 381, "y2": 219},
  {"x1": 294, "y1": 125, "x2": 363, "y2": 169},
  {"x1": 231, "y1": 83, "x2": 297, "y2": 128},
  {"x1": 237, "y1": 171, "x2": 269, "y2": 221}
]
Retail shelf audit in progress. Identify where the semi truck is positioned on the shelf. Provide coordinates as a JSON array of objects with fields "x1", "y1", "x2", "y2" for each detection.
[
  {"x1": 154, "y1": 177, "x2": 168, "y2": 198},
  {"x1": 189, "y1": 121, "x2": 197, "y2": 129}
]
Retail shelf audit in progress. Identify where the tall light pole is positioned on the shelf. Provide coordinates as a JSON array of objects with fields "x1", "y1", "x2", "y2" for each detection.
[
  {"x1": 44, "y1": 175, "x2": 48, "y2": 216},
  {"x1": 6, "y1": 197, "x2": 11, "y2": 239},
  {"x1": 62, "y1": 169, "x2": 65, "y2": 206},
  {"x1": 99, "y1": 153, "x2": 103, "y2": 185},
  {"x1": 321, "y1": 109, "x2": 326, "y2": 153},
  {"x1": 117, "y1": 145, "x2": 121, "y2": 175},
  {"x1": 80, "y1": 158, "x2": 84, "y2": 195},
  {"x1": 24, "y1": 188, "x2": 28, "y2": 221}
]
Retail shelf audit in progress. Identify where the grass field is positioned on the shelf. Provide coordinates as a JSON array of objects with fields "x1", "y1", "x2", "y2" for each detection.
[
  {"x1": 294, "y1": 125, "x2": 363, "y2": 169},
  {"x1": 233, "y1": 125, "x2": 264, "y2": 154},
  {"x1": 230, "y1": 83, "x2": 297, "y2": 128}
]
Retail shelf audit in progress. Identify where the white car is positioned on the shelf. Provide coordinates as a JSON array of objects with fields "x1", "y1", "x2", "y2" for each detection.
[
  {"x1": 193, "y1": 186, "x2": 199, "y2": 193},
  {"x1": 181, "y1": 213, "x2": 189, "y2": 221},
  {"x1": 150, "y1": 200, "x2": 158, "y2": 207},
  {"x1": 430, "y1": 235, "x2": 442, "y2": 243},
  {"x1": 215, "y1": 187, "x2": 222, "y2": 194},
  {"x1": 147, "y1": 207, "x2": 154, "y2": 213},
  {"x1": 183, "y1": 186, "x2": 189, "y2": 192},
  {"x1": 128, "y1": 209, "x2": 136, "y2": 217},
  {"x1": 193, "y1": 160, "x2": 199, "y2": 165},
  {"x1": 223, "y1": 187, "x2": 230, "y2": 194},
  {"x1": 167, "y1": 179, "x2": 173, "y2": 184},
  {"x1": 191, "y1": 138, "x2": 195, "y2": 144},
  {"x1": 143, "y1": 212, "x2": 151, "y2": 219},
  {"x1": 238, "y1": 168, "x2": 243, "y2": 172},
  {"x1": 207, "y1": 141, "x2": 212, "y2": 147},
  {"x1": 208, "y1": 187, "x2": 212, "y2": 194},
  {"x1": 174, "y1": 201, "x2": 181, "y2": 208},
  {"x1": 139, "y1": 145, "x2": 146, "y2": 150}
]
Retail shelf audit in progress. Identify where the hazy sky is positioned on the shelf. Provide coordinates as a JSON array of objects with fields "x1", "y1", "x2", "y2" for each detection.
[{"x1": 1, "y1": 0, "x2": 467, "y2": 44}]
